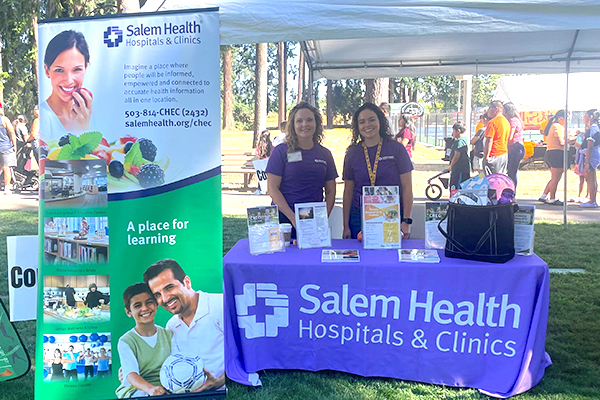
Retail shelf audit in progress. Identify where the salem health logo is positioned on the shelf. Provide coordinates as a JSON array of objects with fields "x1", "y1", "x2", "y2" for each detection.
[
  {"x1": 103, "y1": 26, "x2": 123, "y2": 48},
  {"x1": 235, "y1": 283, "x2": 289, "y2": 339}
]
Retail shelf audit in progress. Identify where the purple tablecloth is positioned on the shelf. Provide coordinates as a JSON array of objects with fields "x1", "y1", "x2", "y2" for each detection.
[{"x1": 223, "y1": 239, "x2": 551, "y2": 398}]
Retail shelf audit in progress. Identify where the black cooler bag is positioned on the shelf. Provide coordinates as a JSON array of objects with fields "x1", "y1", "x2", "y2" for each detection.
[{"x1": 438, "y1": 202, "x2": 518, "y2": 263}]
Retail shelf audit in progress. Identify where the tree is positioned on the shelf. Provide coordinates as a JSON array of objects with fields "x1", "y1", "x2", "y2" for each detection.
[
  {"x1": 118, "y1": 0, "x2": 139, "y2": 13},
  {"x1": 253, "y1": 43, "x2": 268, "y2": 147},
  {"x1": 221, "y1": 46, "x2": 235, "y2": 130},
  {"x1": 277, "y1": 42, "x2": 286, "y2": 125},
  {"x1": 472, "y1": 74, "x2": 502, "y2": 108},
  {"x1": 365, "y1": 78, "x2": 389, "y2": 105},
  {"x1": 297, "y1": 49, "x2": 304, "y2": 103},
  {"x1": 331, "y1": 79, "x2": 364, "y2": 124}
]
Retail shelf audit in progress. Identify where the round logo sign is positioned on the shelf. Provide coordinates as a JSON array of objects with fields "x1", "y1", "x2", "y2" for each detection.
[{"x1": 401, "y1": 102, "x2": 425, "y2": 117}]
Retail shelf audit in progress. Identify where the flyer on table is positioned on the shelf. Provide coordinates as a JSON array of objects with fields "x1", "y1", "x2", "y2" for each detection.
[{"x1": 36, "y1": 9, "x2": 225, "y2": 399}]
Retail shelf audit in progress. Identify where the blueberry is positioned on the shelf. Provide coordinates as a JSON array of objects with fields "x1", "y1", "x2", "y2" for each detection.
[
  {"x1": 109, "y1": 160, "x2": 124, "y2": 179},
  {"x1": 124, "y1": 141, "x2": 134, "y2": 153},
  {"x1": 59, "y1": 134, "x2": 73, "y2": 147}
]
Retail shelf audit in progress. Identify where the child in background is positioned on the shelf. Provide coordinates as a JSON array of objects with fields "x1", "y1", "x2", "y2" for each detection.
[{"x1": 115, "y1": 283, "x2": 172, "y2": 398}]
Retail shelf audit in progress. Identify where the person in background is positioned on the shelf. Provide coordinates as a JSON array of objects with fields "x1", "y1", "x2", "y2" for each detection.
[
  {"x1": 272, "y1": 120, "x2": 287, "y2": 147},
  {"x1": 79, "y1": 346, "x2": 97, "y2": 380},
  {"x1": 470, "y1": 114, "x2": 491, "y2": 174},
  {"x1": 255, "y1": 129, "x2": 273, "y2": 159},
  {"x1": 63, "y1": 344, "x2": 81, "y2": 381},
  {"x1": 503, "y1": 102, "x2": 525, "y2": 189},
  {"x1": 13, "y1": 115, "x2": 28, "y2": 151},
  {"x1": 343, "y1": 103, "x2": 413, "y2": 240},
  {"x1": 379, "y1": 102, "x2": 393, "y2": 134},
  {"x1": 394, "y1": 113, "x2": 416, "y2": 159},
  {"x1": 44, "y1": 348, "x2": 66, "y2": 381},
  {"x1": 64, "y1": 284, "x2": 76, "y2": 307},
  {"x1": 448, "y1": 122, "x2": 470, "y2": 192},
  {"x1": 483, "y1": 100, "x2": 510, "y2": 175},
  {"x1": 539, "y1": 112, "x2": 554, "y2": 144},
  {"x1": 266, "y1": 102, "x2": 338, "y2": 238},
  {"x1": 96, "y1": 347, "x2": 111, "y2": 378},
  {"x1": 84, "y1": 283, "x2": 107, "y2": 308},
  {"x1": 569, "y1": 124, "x2": 588, "y2": 203},
  {"x1": 0, "y1": 102, "x2": 17, "y2": 195},
  {"x1": 538, "y1": 110, "x2": 566, "y2": 205},
  {"x1": 579, "y1": 109, "x2": 600, "y2": 208},
  {"x1": 28, "y1": 105, "x2": 40, "y2": 163},
  {"x1": 475, "y1": 114, "x2": 485, "y2": 133}
]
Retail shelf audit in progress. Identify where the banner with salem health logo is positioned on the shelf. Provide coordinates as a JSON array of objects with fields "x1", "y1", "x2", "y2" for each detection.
[{"x1": 36, "y1": 9, "x2": 225, "y2": 399}]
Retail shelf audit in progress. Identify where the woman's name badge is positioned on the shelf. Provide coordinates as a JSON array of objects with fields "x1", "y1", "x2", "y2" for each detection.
[{"x1": 287, "y1": 151, "x2": 303, "y2": 163}]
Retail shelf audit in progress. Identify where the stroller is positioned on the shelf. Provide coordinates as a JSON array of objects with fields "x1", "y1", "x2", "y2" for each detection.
[
  {"x1": 0, "y1": 141, "x2": 39, "y2": 193},
  {"x1": 425, "y1": 169, "x2": 450, "y2": 200}
]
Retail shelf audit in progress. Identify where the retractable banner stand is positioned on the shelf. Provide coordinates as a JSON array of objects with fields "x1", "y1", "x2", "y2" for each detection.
[{"x1": 36, "y1": 9, "x2": 225, "y2": 399}]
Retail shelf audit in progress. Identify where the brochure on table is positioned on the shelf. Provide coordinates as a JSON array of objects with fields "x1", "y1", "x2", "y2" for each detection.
[
  {"x1": 399, "y1": 249, "x2": 441, "y2": 263},
  {"x1": 321, "y1": 249, "x2": 360, "y2": 262},
  {"x1": 514, "y1": 205, "x2": 535, "y2": 256},
  {"x1": 294, "y1": 202, "x2": 331, "y2": 249},
  {"x1": 362, "y1": 186, "x2": 401, "y2": 249},
  {"x1": 36, "y1": 10, "x2": 225, "y2": 400},
  {"x1": 425, "y1": 202, "x2": 448, "y2": 249},
  {"x1": 247, "y1": 206, "x2": 284, "y2": 255}
]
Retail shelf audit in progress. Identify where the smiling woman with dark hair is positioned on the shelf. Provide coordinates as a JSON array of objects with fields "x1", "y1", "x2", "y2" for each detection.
[
  {"x1": 342, "y1": 103, "x2": 413, "y2": 240},
  {"x1": 41, "y1": 30, "x2": 93, "y2": 137}
]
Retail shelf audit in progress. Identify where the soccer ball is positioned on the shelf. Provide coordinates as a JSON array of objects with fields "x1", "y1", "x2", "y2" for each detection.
[{"x1": 160, "y1": 354, "x2": 206, "y2": 393}]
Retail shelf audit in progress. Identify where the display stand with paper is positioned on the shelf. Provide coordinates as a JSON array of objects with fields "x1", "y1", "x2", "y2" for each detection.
[
  {"x1": 514, "y1": 205, "x2": 535, "y2": 256},
  {"x1": 294, "y1": 202, "x2": 331, "y2": 249},
  {"x1": 247, "y1": 206, "x2": 284, "y2": 255},
  {"x1": 362, "y1": 186, "x2": 401, "y2": 249}
]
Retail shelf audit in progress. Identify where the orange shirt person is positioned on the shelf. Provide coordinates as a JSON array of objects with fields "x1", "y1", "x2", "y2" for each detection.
[{"x1": 483, "y1": 100, "x2": 510, "y2": 175}]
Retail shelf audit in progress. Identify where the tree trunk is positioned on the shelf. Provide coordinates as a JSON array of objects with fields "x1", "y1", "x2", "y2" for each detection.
[
  {"x1": 365, "y1": 78, "x2": 389, "y2": 105},
  {"x1": 32, "y1": 15, "x2": 39, "y2": 100},
  {"x1": 277, "y1": 42, "x2": 287, "y2": 126},
  {"x1": 221, "y1": 46, "x2": 235, "y2": 130},
  {"x1": 0, "y1": 38, "x2": 3, "y2": 104},
  {"x1": 389, "y1": 78, "x2": 396, "y2": 103},
  {"x1": 297, "y1": 49, "x2": 304, "y2": 103},
  {"x1": 326, "y1": 80, "x2": 333, "y2": 129},
  {"x1": 253, "y1": 43, "x2": 268, "y2": 148},
  {"x1": 118, "y1": 0, "x2": 140, "y2": 13}
]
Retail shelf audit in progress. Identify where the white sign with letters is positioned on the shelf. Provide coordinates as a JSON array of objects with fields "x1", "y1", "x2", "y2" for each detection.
[
  {"x1": 7, "y1": 235, "x2": 38, "y2": 322},
  {"x1": 253, "y1": 158, "x2": 269, "y2": 193}
]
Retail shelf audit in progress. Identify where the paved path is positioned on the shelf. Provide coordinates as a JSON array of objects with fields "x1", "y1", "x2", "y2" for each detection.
[{"x1": 1, "y1": 189, "x2": 598, "y2": 223}]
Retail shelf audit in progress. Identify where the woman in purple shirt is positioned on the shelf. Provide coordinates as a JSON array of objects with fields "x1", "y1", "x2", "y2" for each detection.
[
  {"x1": 266, "y1": 102, "x2": 338, "y2": 237},
  {"x1": 342, "y1": 103, "x2": 414, "y2": 240}
]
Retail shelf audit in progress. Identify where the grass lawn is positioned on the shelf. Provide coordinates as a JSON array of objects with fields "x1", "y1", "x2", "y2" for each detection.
[{"x1": 1, "y1": 209, "x2": 599, "y2": 399}]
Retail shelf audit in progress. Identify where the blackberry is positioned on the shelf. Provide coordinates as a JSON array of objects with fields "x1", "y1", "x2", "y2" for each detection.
[
  {"x1": 137, "y1": 138, "x2": 157, "y2": 161},
  {"x1": 137, "y1": 163, "x2": 164, "y2": 188},
  {"x1": 59, "y1": 134, "x2": 73, "y2": 146}
]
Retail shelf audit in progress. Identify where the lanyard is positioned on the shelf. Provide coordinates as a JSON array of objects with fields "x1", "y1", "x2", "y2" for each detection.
[{"x1": 363, "y1": 140, "x2": 382, "y2": 186}]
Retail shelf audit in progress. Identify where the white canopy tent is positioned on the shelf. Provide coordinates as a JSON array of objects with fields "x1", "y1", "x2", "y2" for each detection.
[
  {"x1": 142, "y1": 0, "x2": 600, "y2": 223},
  {"x1": 142, "y1": 0, "x2": 600, "y2": 78},
  {"x1": 493, "y1": 73, "x2": 600, "y2": 112}
]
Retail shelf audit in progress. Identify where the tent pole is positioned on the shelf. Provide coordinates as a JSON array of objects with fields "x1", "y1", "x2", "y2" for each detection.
[
  {"x1": 563, "y1": 30, "x2": 580, "y2": 228},
  {"x1": 299, "y1": 41, "x2": 316, "y2": 106}
]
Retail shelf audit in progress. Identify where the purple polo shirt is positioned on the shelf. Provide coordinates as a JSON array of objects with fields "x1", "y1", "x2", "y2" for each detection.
[
  {"x1": 266, "y1": 143, "x2": 338, "y2": 209},
  {"x1": 342, "y1": 139, "x2": 413, "y2": 209}
]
